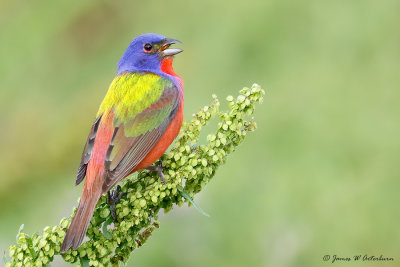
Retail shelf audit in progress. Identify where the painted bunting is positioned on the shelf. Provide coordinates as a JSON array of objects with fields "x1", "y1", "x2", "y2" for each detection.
[{"x1": 61, "y1": 33, "x2": 183, "y2": 252}]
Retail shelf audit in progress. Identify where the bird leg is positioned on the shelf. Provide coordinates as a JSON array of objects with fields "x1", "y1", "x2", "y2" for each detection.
[
  {"x1": 146, "y1": 164, "x2": 167, "y2": 184},
  {"x1": 107, "y1": 185, "x2": 125, "y2": 221}
]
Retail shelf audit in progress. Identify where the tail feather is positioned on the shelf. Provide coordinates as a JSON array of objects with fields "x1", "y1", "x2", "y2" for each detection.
[{"x1": 61, "y1": 188, "x2": 102, "y2": 253}]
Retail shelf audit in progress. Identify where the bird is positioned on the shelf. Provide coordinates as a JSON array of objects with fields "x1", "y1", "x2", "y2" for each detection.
[{"x1": 60, "y1": 33, "x2": 183, "y2": 253}]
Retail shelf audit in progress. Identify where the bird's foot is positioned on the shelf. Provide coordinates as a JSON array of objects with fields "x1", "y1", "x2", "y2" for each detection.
[
  {"x1": 146, "y1": 163, "x2": 167, "y2": 184},
  {"x1": 107, "y1": 185, "x2": 125, "y2": 221}
]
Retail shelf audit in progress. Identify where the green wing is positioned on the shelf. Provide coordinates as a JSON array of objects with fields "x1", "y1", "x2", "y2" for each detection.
[
  {"x1": 101, "y1": 73, "x2": 180, "y2": 191},
  {"x1": 74, "y1": 73, "x2": 179, "y2": 187}
]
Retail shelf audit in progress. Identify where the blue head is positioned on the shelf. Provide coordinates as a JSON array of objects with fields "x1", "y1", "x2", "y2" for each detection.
[{"x1": 117, "y1": 33, "x2": 182, "y2": 75}]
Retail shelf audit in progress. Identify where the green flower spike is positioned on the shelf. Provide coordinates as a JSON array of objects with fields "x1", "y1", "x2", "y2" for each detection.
[{"x1": 6, "y1": 84, "x2": 265, "y2": 267}]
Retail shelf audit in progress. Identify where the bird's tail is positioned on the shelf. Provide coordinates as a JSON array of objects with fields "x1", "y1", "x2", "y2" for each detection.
[{"x1": 60, "y1": 182, "x2": 103, "y2": 253}]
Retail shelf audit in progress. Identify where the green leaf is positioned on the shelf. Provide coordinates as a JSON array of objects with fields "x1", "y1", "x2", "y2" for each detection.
[
  {"x1": 80, "y1": 257, "x2": 90, "y2": 267},
  {"x1": 26, "y1": 237, "x2": 38, "y2": 260},
  {"x1": 102, "y1": 217, "x2": 114, "y2": 240},
  {"x1": 3, "y1": 251, "x2": 7, "y2": 264},
  {"x1": 177, "y1": 186, "x2": 210, "y2": 217},
  {"x1": 15, "y1": 224, "x2": 24, "y2": 242}
]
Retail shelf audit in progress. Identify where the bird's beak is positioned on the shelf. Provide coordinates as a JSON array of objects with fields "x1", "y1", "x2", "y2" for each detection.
[{"x1": 159, "y1": 38, "x2": 183, "y2": 57}]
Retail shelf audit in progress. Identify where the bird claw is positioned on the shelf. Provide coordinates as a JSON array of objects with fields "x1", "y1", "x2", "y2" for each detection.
[
  {"x1": 107, "y1": 185, "x2": 125, "y2": 221},
  {"x1": 146, "y1": 162, "x2": 167, "y2": 184}
]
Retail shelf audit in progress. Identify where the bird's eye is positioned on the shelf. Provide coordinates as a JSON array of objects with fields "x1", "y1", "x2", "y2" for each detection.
[{"x1": 143, "y1": 43, "x2": 153, "y2": 52}]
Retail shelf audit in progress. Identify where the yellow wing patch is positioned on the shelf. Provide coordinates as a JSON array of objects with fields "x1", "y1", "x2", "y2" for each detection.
[{"x1": 97, "y1": 72, "x2": 172, "y2": 127}]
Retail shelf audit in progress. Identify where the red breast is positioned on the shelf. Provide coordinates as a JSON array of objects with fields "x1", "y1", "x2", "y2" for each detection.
[{"x1": 134, "y1": 57, "x2": 184, "y2": 170}]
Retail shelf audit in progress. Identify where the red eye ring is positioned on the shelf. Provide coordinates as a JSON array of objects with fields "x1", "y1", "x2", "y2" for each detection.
[{"x1": 143, "y1": 43, "x2": 153, "y2": 53}]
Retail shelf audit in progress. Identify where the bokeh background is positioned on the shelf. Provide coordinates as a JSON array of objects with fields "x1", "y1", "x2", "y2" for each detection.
[{"x1": 1, "y1": 0, "x2": 399, "y2": 266}]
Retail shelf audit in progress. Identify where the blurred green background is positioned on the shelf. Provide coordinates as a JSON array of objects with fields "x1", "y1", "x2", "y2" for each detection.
[{"x1": 1, "y1": 0, "x2": 399, "y2": 266}]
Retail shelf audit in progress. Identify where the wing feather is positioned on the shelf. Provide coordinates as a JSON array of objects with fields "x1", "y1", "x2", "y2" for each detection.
[
  {"x1": 102, "y1": 83, "x2": 180, "y2": 191},
  {"x1": 75, "y1": 73, "x2": 180, "y2": 191},
  {"x1": 75, "y1": 115, "x2": 102, "y2": 185}
]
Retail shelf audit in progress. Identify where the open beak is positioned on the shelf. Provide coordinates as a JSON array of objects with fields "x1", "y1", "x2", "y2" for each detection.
[{"x1": 159, "y1": 38, "x2": 183, "y2": 57}]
